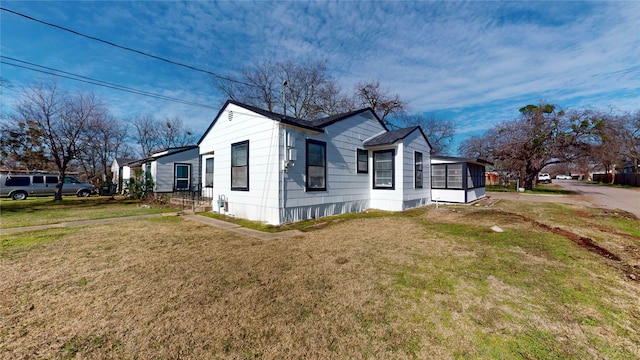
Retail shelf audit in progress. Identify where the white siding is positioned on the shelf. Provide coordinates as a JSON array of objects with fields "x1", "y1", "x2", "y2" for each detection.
[
  {"x1": 199, "y1": 103, "x2": 281, "y2": 224},
  {"x1": 280, "y1": 114, "x2": 386, "y2": 222},
  {"x1": 399, "y1": 129, "x2": 431, "y2": 209},
  {"x1": 432, "y1": 189, "x2": 466, "y2": 203},
  {"x1": 122, "y1": 166, "x2": 132, "y2": 188},
  {"x1": 370, "y1": 144, "x2": 405, "y2": 211}
]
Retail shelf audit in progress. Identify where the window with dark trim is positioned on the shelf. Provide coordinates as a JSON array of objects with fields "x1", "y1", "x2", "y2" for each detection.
[
  {"x1": 205, "y1": 157, "x2": 214, "y2": 187},
  {"x1": 357, "y1": 149, "x2": 368, "y2": 174},
  {"x1": 231, "y1": 140, "x2": 249, "y2": 191},
  {"x1": 373, "y1": 149, "x2": 395, "y2": 189},
  {"x1": 306, "y1": 139, "x2": 326, "y2": 191},
  {"x1": 145, "y1": 164, "x2": 152, "y2": 183},
  {"x1": 415, "y1": 151, "x2": 423, "y2": 189},
  {"x1": 174, "y1": 163, "x2": 191, "y2": 190}
]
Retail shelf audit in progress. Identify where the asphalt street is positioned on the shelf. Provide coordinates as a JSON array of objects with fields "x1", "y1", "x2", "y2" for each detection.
[{"x1": 553, "y1": 179, "x2": 640, "y2": 218}]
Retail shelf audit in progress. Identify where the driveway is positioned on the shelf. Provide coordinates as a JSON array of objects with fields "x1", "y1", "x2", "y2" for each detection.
[{"x1": 551, "y1": 180, "x2": 639, "y2": 218}]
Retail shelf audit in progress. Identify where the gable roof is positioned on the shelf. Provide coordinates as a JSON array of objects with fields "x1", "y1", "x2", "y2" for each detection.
[
  {"x1": 310, "y1": 108, "x2": 388, "y2": 130},
  {"x1": 363, "y1": 126, "x2": 432, "y2": 148},
  {"x1": 113, "y1": 158, "x2": 137, "y2": 167},
  {"x1": 197, "y1": 100, "x2": 385, "y2": 145},
  {"x1": 149, "y1": 145, "x2": 198, "y2": 160},
  {"x1": 197, "y1": 100, "x2": 323, "y2": 144}
]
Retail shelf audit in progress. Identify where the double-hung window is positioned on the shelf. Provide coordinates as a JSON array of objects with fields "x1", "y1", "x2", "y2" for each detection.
[
  {"x1": 415, "y1": 151, "x2": 423, "y2": 189},
  {"x1": 175, "y1": 164, "x2": 191, "y2": 190},
  {"x1": 306, "y1": 139, "x2": 326, "y2": 191},
  {"x1": 205, "y1": 158, "x2": 214, "y2": 188},
  {"x1": 231, "y1": 140, "x2": 249, "y2": 191},
  {"x1": 357, "y1": 149, "x2": 368, "y2": 173},
  {"x1": 373, "y1": 149, "x2": 395, "y2": 189}
]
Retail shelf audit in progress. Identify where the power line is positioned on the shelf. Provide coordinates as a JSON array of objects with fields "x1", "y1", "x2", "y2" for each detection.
[
  {"x1": 1, "y1": 56, "x2": 217, "y2": 110},
  {"x1": 0, "y1": 7, "x2": 254, "y2": 88}
]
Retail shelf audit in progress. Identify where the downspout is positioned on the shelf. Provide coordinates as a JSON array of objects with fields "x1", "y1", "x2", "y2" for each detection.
[{"x1": 279, "y1": 80, "x2": 288, "y2": 224}]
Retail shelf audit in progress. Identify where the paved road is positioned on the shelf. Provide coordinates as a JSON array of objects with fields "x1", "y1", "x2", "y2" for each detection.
[{"x1": 553, "y1": 180, "x2": 640, "y2": 218}]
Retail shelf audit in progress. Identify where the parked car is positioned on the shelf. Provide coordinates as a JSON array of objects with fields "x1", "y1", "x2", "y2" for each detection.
[
  {"x1": 555, "y1": 174, "x2": 572, "y2": 180},
  {"x1": 538, "y1": 173, "x2": 552, "y2": 183},
  {"x1": 0, "y1": 174, "x2": 94, "y2": 200}
]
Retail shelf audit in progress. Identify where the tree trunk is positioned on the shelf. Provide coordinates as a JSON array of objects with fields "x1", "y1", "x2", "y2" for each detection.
[{"x1": 54, "y1": 170, "x2": 66, "y2": 201}]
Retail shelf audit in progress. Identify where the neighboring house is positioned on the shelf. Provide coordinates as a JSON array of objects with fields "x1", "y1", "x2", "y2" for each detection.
[
  {"x1": 120, "y1": 159, "x2": 145, "y2": 193},
  {"x1": 140, "y1": 146, "x2": 200, "y2": 194},
  {"x1": 431, "y1": 156, "x2": 490, "y2": 203},
  {"x1": 198, "y1": 100, "x2": 432, "y2": 225},
  {"x1": 111, "y1": 157, "x2": 137, "y2": 193}
]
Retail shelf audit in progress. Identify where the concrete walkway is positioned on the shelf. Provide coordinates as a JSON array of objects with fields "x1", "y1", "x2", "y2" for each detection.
[{"x1": 1, "y1": 213, "x2": 304, "y2": 240}]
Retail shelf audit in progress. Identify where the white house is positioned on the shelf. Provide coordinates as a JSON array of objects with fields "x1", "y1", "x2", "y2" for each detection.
[
  {"x1": 141, "y1": 146, "x2": 200, "y2": 194},
  {"x1": 431, "y1": 155, "x2": 490, "y2": 204},
  {"x1": 111, "y1": 157, "x2": 137, "y2": 194},
  {"x1": 198, "y1": 100, "x2": 432, "y2": 225}
]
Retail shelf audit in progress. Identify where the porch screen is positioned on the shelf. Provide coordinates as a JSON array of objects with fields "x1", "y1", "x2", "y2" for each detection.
[{"x1": 431, "y1": 164, "x2": 446, "y2": 188}]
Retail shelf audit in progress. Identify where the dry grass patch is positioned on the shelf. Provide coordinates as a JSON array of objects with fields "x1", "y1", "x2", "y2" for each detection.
[{"x1": 1, "y1": 203, "x2": 639, "y2": 359}]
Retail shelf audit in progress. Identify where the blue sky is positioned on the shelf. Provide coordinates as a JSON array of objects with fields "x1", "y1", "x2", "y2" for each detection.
[{"x1": 2, "y1": 1, "x2": 639, "y2": 155}]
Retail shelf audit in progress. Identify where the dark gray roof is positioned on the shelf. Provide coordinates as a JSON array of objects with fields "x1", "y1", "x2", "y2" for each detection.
[
  {"x1": 310, "y1": 108, "x2": 387, "y2": 130},
  {"x1": 198, "y1": 100, "x2": 323, "y2": 144},
  {"x1": 114, "y1": 158, "x2": 137, "y2": 166},
  {"x1": 149, "y1": 145, "x2": 198, "y2": 160},
  {"x1": 363, "y1": 126, "x2": 423, "y2": 147},
  {"x1": 198, "y1": 100, "x2": 385, "y2": 145},
  {"x1": 431, "y1": 155, "x2": 493, "y2": 166}
]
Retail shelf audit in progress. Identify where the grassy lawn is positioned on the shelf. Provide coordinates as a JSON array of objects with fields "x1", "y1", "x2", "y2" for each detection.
[
  {"x1": 487, "y1": 184, "x2": 575, "y2": 195},
  {"x1": 1, "y1": 200, "x2": 638, "y2": 359},
  {"x1": 0, "y1": 196, "x2": 169, "y2": 229}
]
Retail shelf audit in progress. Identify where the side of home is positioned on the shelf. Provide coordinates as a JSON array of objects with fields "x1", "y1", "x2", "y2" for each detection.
[
  {"x1": 198, "y1": 100, "x2": 433, "y2": 225},
  {"x1": 141, "y1": 146, "x2": 200, "y2": 194}
]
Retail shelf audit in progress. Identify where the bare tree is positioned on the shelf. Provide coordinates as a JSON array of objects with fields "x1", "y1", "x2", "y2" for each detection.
[
  {"x1": 396, "y1": 114, "x2": 456, "y2": 154},
  {"x1": 459, "y1": 102, "x2": 595, "y2": 190},
  {"x1": 131, "y1": 113, "x2": 160, "y2": 157},
  {"x1": 131, "y1": 114, "x2": 195, "y2": 157},
  {"x1": 157, "y1": 116, "x2": 195, "y2": 149},
  {"x1": 353, "y1": 81, "x2": 407, "y2": 125},
  {"x1": 215, "y1": 59, "x2": 353, "y2": 119},
  {"x1": 13, "y1": 81, "x2": 105, "y2": 200},
  {"x1": 78, "y1": 113, "x2": 132, "y2": 183},
  {"x1": 217, "y1": 60, "x2": 280, "y2": 113},
  {"x1": 619, "y1": 110, "x2": 640, "y2": 173}
]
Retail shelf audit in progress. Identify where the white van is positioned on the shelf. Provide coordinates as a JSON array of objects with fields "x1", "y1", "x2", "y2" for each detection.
[{"x1": 0, "y1": 174, "x2": 94, "y2": 200}]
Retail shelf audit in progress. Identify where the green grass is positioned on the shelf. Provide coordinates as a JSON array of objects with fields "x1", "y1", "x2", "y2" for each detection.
[
  {"x1": 198, "y1": 208, "x2": 395, "y2": 232},
  {"x1": 487, "y1": 184, "x2": 575, "y2": 195},
  {"x1": 0, "y1": 196, "x2": 168, "y2": 228},
  {"x1": 1, "y1": 198, "x2": 638, "y2": 358}
]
